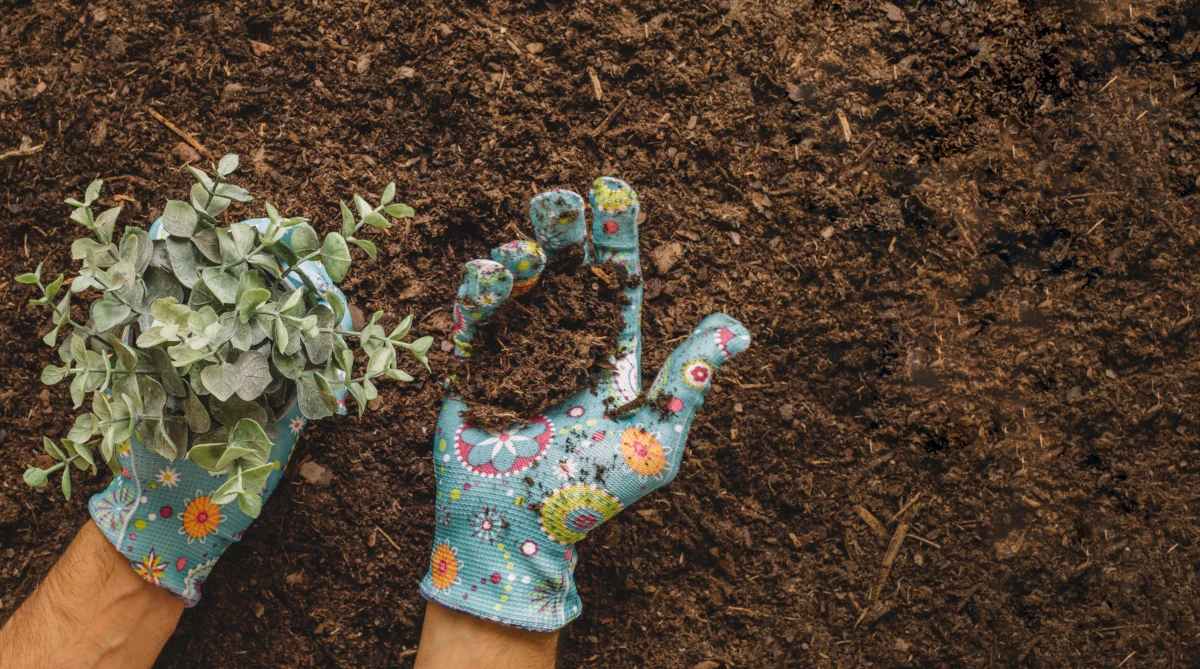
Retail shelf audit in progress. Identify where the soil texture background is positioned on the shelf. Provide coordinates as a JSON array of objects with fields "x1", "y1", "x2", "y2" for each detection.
[{"x1": 2, "y1": 0, "x2": 1200, "y2": 667}]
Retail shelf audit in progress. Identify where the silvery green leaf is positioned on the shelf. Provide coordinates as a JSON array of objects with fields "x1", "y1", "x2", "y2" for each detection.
[
  {"x1": 43, "y1": 437, "x2": 65, "y2": 461},
  {"x1": 296, "y1": 371, "x2": 338, "y2": 420},
  {"x1": 110, "y1": 336, "x2": 138, "y2": 374},
  {"x1": 386, "y1": 368, "x2": 415, "y2": 382},
  {"x1": 150, "y1": 238, "x2": 171, "y2": 271},
  {"x1": 217, "y1": 154, "x2": 239, "y2": 176},
  {"x1": 247, "y1": 253, "x2": 278, "y2": 275},
  {"x1": 183, "y1": 387, "x2": 212, "y2": 433},
  {"x1": 71, "y1": 237, "x2": 111, "y2": 261},
  {"x1": 187, "y1": 165, "x2": 215, "y2": 189},
  {"x1": 353, "y1": 194, "x2": 371, "y2": 219},
  {"x1": 240, "y1": 461, "x2": 275, "y2": 491},
  {"x1": 283, "y1": 322, "x2": 303, "y2": 356},
  {"x1": 187, "y1": 443, "x2": 228, "y2": 471},
  {"x1": 303, "y1": 304, "x2": 335, "y2": 364},
  {"x1": 361, "y1": 211, "x2": 389, "y2": 229},
  {"x1": 84, "y1": 179, "x2": 103, "y2": 206},
  {"x1": 237, "y1": 492, "x2": 263, "y2": 518},
  {"x1": 231, "y1": 418, "x2": 272, "y2": 461},
  {"x1": 61, "y1": 468, "x2": 72, "y2": 499},
  {"x1": 288, "y1": 223, "x2": 320, "y2": 256},
  {"x1": 142, "y1": 376, "x2": 168, "y2": 416},
  {"x1": 67, "y1": 438, "x2": 95, "y2": 468},
  {"x1": 149, "y1": 347, "x2": 186, "y2": 396},
  {"x1": 347, "y1": 381, "x2": 366, "y2": 416},
  {"x1": 81, "y1": 350, "x2": 110, "y2": 392},
  {"x1": 168, "y1": 341, "x2": 210, "y2": 368},
  {"x1": 274, "y1": 316, "x2": 289, "y2": 353},
  {"x1": 389, "y1": 314, "x2": 413, "y2": 340},
  {"x1": 208, "y1": 394, "x2": 269, "y2": 429},
  {"x1": 326, "y1": 288, "x2": 347, "y2": 329},
  {"x1": 142, "y1": 266, "x2": 185, "y2": 307},
  {"x1": 165, "y1": 237, "x2": 203, "y2": 288},
  {"x1": 271, "y1": 345, "x2": 304, "y2": 380},
  {"x1": 23, "y1": 467, "x2": 48, "y2": 488},
  {"x1": 214, "y1": 182, "x2": 252, "y2": 202},
  {"x1": 91, "y1": 296, "x2": 132, "y2": 333},
  {"x1": 41, "y1": 364, "x2": 68, "y2": 386},
  {"x1": 363, "y1": 377, "x2": 377, "y2": 401},
  {"x1": 191, "y1": 227, "x2": 222, "y2": 263},
  {"x1": 230, "y1": 222, "x2": 258, "y2": 258},
  {"x1": 201, "y1": 362, "x2": 245, "y2": 402},
  {"x1": 339, "y1": 201, "x2": 355, "y2": 237},
  {"x1": 384, "y1": 203, "x2": 414, "y2": 218},
  {"x1": 192, "y1": 182, "x2": 232, "y2": 217},
  {"x1": 320, "y1": 232, "x2": 351, "y2": 282},
  {"x1": 410, "y1": 335, "x2": 435, "y2": 355},
  {"x1": 366, "y1": 346, "x2": 392, "y2": 378},
  {"x1": 215, "y1": 445, "x2": 256, "y2": 470},
  {"x1": 69, "y1": 206, "x2": 92, "y2": 227},
  {"x1": 93, "y1": 207, "x2": 121, "y2": 245},
  {"x1": 381, "y1": 182, "x2": 396, "y2": 205},
  {"x1": 162, "y1": 200, "x2": 199, "y2": 238},
  {"x1": 229, "y1": 317, "x2": 254, "y2": 351},
  {"x1": 188, "y1": 277, "x2": 219, "y2": 310},
  {"x1": 211, "y1": 470, "x2": 245, "y2": 505},
  {"x1": 201, "y1": 266, "x2": 240, "y2": 304},
  {"x1": 351, "y1": 237, "x2": 377, "y2": 260},
  {"x1": 235, "y1": 350, "x2": 271, "y2": 401}
]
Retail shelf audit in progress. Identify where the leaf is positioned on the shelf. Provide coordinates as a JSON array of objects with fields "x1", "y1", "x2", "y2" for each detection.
[
  {"x1": 366, "y1": 346, "x2": 392, "y2": 378},
  {"x1": 384, "y1": 203, "x2": 415, "y2": 218},
  {"x1": 326, "y1": 289, "x2": 347, "y2": 329},
  {"x1": 229, "y1": 223, "x2": 258, "y2": 259},
  {"x1": 353, "y1": 194, "x2": 372, "y2": 219},
  {"x1": 274, "y1": 316, "x2": 289, "y2": 353},
  {"x1": 187, "y1": 443, "x2": 228, "y2": 471},
  {"x1": 214, "y1": 182, "x2": 253, "y2": 203},
  {"x1": 141, "y1": 266, "x2": 185, "y2": 308},
  {"x1": 201, "y1": 266, "x2": 240, "y2": 304},
  {"x1": 208, "y1": 394, "x2": 270, "y2": 429},
  {"x1": 320, "y1": 232, "x2": 352, "y2": 282},
  {"x1": 61, "y1": 468, "x2": 72, "y2": 499},
  {"x1": 350, "y1": 237, "x2": 377, "y2": 260},
  {"x1": 381, "y1": 182, "x2": 396, "y2": 205},
  {"x1": 84, "y1": 179, "x2": 103, "y2": 206},
  {"x1": 183, "y1": 387, "x2": 212, "y2": 433},
  {"x1": 339, "y1": 200, "x2": 355, "y2": 237},
  {"x1": 41, "y1": 364, "x2": 68, "y2": 385},
  {"x1": 201, "y1": 362, "x2": 244, "y2": 402},
  {"x1": 165, "y1": 237, "x2": 203, "y2": 288},
  {"x1": 296, "y1": 371, "x2": 338, "y2": 420},
  {"x1": 272, "y1": 345, "x2": 305, "y2": 380},
  {"x1": 191, "y1": 228, "x2": 223, "y2": 263},
  {"x1": 67, "y1": 414, "x2": 99, "y2": 443},
  {"x1": 15, "y1": 272, "x2": 39, "y2": 284},
  {"x1": 361, "y1": 211, "x2": 390, "y2": 229},
  {"x1": 43, "y1": 437, "x2": 65, "y2": 461},
  {"x1": 236, "y1": 350, "x2": 272, "y2": 401},
  {"x1": 192, "y1": 182, "x2": 232, "y2": 218},
  {"x1": 410, "y1": 335, "x2": 435, "y2": 355},
  {"x1": 237, "y1": 492, "x2": 263, "y2": 519},
  {"x1": 93, "y1": 207, "x2": 121, "y2": 245},
  {"x1": 23, "y1": 467, "x2": 48, "y2": 488},
  {"x1": 239, "y1": 462, "x2": 275, "y2": 491},
  {"x1": 91, "y1": 295, "x2": 132, "y2": 332},
  {"x1": 347, "y1": 381, "x2": 367, "y2": 416},
  {"x1": 188, "y1": 165, "x2": 215, "y2": 189},
  {"x1": 231, "y1": 418, "x2": 273, "y2": 461},
  {"x1": 389, "y1": 314, "x2": 414, "y2": 340},
  {"x1": 217, "y1": 154, "x2": 240, "y2": 176},
  {"x1": 162, "y1": 200, "x2": 199, "y2": 238},
  {"x1": 303, "y1": 304, "x2": 335, "y2": 364},
  {"x1": 288, "y1": 223, "x2": 320, "y2": 257},
  {"x1": 386, "y1": 368, "x2": 415, "y2": 382}
]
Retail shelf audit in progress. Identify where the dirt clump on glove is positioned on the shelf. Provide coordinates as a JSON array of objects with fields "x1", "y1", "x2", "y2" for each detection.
[{"x1": 452, "y1": 245, "x2": 635, "y2": 431}]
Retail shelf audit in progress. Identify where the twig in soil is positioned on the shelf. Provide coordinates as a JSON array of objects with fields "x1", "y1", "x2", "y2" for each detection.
[
  {"x1": 587, "y1": 67, "x2": 604, "y2": 101},
  {"x1": 590, "y1": 99, "x2": 628, "y2": 137},
  {"x1": 145, "y1": 106, "x2": 213, "y2": 160},
  {"x1": 836, "y1": 109, "x2": 853, "y2": 142},
  {"x1": 1085, "y1": 218, "x2": 1106, "y2": 236},
  {"x1": 1116, "y1": 651, "x2": 1136, "y2": 668},
  {"x1": 373, "y1": 525, "x2": 403, "y2": 552},
  {"x1": 0, "y1": 143, "x2": 44, "y2": 161},
  {"x1": 906, "y1": 533, "x2": 942, "y2": 549},
  {"x1": 1099, "y1": 75, "x2": 1120, "y2": 93},
  {"x1": 887, "y1": 492, "x2": 922, "y2": 524},
  {"x1": 855, "y1": 505, "x2": 889, "y2": 538}
]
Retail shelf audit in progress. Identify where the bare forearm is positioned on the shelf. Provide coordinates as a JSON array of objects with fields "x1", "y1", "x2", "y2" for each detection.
[
  {"x1": 414, "y1": 601, "x2": 559, "y2": 669},
  {"x1": 0, "y1": 521, "x2": 184, "y2": 669}
]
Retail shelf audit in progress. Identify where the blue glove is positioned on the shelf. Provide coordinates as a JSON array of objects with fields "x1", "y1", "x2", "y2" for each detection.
[
  {"x1": 87, "y1": 218, "x2": 352, "y2": 605},
  {"x1": 421, "y1": 178, "x2": 750, "y2": 630}
]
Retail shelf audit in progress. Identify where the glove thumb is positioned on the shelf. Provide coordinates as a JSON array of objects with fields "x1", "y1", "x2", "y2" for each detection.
[{"x1": 649, "y1": 313, "x2": 750, "y2": 411}]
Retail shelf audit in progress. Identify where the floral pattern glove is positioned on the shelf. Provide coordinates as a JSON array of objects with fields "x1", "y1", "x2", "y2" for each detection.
[
  {"x1": 421, "y1": 178, "x2": 750, "y2": 631},
  {"x1": 87, "y1": 218, "x2": 352, "y2": 605}
]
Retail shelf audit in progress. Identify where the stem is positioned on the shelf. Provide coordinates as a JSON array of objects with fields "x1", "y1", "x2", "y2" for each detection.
[
  {"x1": 203, "y1": 172, "x2": 223, "y2": 211},
  {"x1": 271, "y1": 251, "x2": 322, "y2": 289}
]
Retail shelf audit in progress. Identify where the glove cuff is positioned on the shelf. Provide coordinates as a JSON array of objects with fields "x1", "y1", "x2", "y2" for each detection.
[{"x1": 419, "y1": 528, "x2": 583, "y2": 632}]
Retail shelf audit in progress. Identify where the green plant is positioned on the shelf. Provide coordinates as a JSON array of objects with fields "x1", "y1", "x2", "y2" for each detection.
[{"x1": 17, "y1": 154, "x2": 432, "y2": 515}]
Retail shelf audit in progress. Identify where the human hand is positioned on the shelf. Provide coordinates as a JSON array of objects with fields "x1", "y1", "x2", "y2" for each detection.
[
  {"x1": 86, "y1": 218, "x2": 352, "y2": 605},
  {"x1": 420, "y1": 178, "x2": 750, "y2": 630}
]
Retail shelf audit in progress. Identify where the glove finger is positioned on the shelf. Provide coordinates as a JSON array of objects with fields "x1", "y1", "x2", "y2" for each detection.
[
  {"x1": 648, "y1": 312, "x2": 750, "y2": 424},
  {"x1": 451, "y1": 259, "x2": 513, "y2": 359},
  {"x1": 490, "y1": 240, "x2": 547, "y2": 297},
  {"x1": 530, "y1": 189, "x2": 587, "y2": 260},
  {"x1": 588, "y1": 178, "x2": 644, "y2": 404}
]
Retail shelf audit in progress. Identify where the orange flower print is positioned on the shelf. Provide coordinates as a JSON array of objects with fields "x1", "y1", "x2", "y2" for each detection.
[
  {"x1": 179, "y1": 494, "x2": 221, "y2": 542},
  {"x1": 430, "y1": 542, "x2": 460, "y2": 590},
  {"x1": 133, "y1": 548, "x2": 167, "y2": 585},
  {"x1": 620, "y1": 426, "x2": 667, "y2": 477}
]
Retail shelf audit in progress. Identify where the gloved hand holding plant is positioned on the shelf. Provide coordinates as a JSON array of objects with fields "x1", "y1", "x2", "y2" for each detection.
[
  {"x1": 421, "y1": 178, "x2": 750, "y2": 630},
  {"x1": 17, "y1": 156, "x2": 432, "y2": 604}
]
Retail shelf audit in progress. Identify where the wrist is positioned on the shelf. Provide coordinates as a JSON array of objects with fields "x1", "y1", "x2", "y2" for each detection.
[{"x1": 414, "y1": 601, "x2": 558, "y2": 669}]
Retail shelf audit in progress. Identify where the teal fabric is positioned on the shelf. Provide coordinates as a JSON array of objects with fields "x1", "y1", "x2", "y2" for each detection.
[
  {"x1": 423, "y1": 178, "x2": 750, "y2": 631},
  {"x1": 87, "y1": 218, "x2": 352, "y2": 605}
]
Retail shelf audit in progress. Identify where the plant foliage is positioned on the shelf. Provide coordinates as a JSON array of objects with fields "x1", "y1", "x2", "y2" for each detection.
[{"x1": 18, "y1": 155, "x2": 430, "y2": 516}]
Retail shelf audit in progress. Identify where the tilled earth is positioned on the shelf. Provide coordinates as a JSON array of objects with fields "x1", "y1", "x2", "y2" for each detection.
[{"x1": 2, "y1": 0, "x2": 1199, "y2": 667}]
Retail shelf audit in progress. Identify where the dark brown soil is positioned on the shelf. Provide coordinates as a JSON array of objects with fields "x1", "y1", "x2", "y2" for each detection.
[
  {"x1": 3, "y1": 0, "x2": 1200, "y2": 667},
  {"x1": 455, "y1": 245, "x2": 629, "y2": 431}
]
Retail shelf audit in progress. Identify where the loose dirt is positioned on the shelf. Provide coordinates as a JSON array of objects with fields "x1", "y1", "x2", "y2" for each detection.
[{"x1": 2, "y1": 0, "x2": 1199, "y2": 667}]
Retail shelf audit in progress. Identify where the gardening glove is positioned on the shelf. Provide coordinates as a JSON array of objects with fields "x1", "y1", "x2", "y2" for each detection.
[
  {"x1": 420, "y1": 178, "x2": 750, "y2": 631},
  {"x1": 87, "y1": 218, "x2": 352, "y2": 605}
]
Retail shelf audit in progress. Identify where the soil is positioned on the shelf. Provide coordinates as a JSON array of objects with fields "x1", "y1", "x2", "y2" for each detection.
[
  {"x1": 455, "y1": 245, "x2": 630, "y2": 431},
  {"x1": 2, "y1": 0, "x2": 1200, "y2": 667}
]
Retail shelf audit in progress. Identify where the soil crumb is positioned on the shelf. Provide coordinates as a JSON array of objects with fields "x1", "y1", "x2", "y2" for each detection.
[{"x1": 453, "y1": 245, "x2": 631, "y2": 431}]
